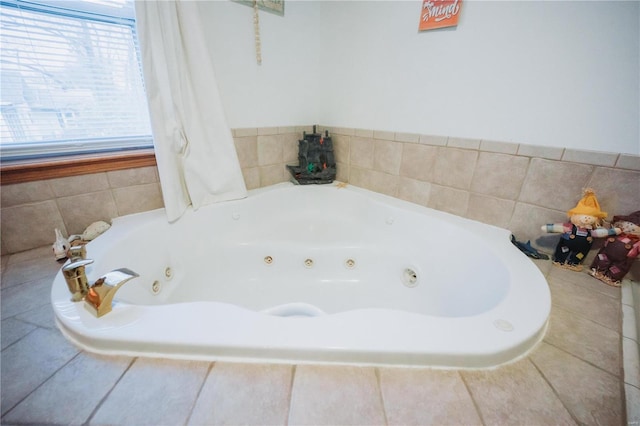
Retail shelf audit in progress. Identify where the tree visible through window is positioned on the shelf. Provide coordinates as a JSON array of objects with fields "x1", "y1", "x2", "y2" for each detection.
[{"x1": 0, "y1": 0, "x2": 153, "y2": 160}]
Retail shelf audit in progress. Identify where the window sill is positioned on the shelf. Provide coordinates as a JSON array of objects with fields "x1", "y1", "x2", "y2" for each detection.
[{"x1": 0, "y1": 149, "x2": 157, "y2": 185}]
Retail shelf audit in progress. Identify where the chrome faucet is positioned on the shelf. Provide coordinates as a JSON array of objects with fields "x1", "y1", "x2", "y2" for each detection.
[{"x1": 61, "y1": 258, "x2": 138, "y2": 317}]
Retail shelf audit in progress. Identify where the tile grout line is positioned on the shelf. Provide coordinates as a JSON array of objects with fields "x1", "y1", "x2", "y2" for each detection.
[
  {"x1": 183, "y1": 361, "x2": 215, "y2": 426},
  {"x1": 528, "y1": 356, "x2": 582, "y2": 425},
  {"x1": 0, "y1": 324, "x2": 40, "y2": 353},
  {"x1": 83, "y1": 356, "x2": 137, "y2": 426},
  {"x1": 457, "y1": 370, "x2": 487, "y2": 426},
  {"x1": 285, "y1": 364, "x2": 297, "y2": 426},
  {"x1": 543, "y1": 339, "x2": 624, "y2": 381},
  {"x1": 1, "y1": 350, "x2": 82, "y2": 421},
  {"x1": 373, "y1": 368, "x2": 389, "y2": 426}
]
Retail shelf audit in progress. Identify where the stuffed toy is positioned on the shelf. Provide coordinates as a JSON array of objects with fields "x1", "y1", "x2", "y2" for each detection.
[
  {"x1": 541, "y1": 188, "x2": 621, "y2": 271},
  {"x1": 589, "y1": 211, "x2": 640, "y2": 286}
]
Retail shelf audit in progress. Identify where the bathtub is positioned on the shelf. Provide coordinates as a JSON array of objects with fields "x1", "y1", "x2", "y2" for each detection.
[{"x1": 52, "y1": 182, "x2": 550, "y2": 368}]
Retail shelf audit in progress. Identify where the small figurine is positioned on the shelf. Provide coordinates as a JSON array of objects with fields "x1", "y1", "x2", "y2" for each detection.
[
  {"x1": 541, "y1": 188, "x2": 621, "y2": 271},
  {"x1": 51, "y1": 221, "x2": 111, "y2": 260},
  {"x1": 589, "y1": 211, "x2": 640, "y2": 287},
  {"x1": 52, "y1": 228, "x2": 70, "y2": 260}
]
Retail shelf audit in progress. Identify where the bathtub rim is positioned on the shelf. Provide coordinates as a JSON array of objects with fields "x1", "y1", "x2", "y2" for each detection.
[{"x1": 51, "y1": 181, "x2": 551, "y2": 369}]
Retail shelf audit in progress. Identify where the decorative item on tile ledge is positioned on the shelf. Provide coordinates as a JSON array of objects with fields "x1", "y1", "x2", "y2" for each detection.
[
  {"x1": 287, "y1": 125, "x2": 336, "y2": 185},
  {"x1": 589, "y1": 210, "x2": 640, "y2": 287},
  {"x1": 541, "y1": 188, "x2": 621, "y2": 272}
]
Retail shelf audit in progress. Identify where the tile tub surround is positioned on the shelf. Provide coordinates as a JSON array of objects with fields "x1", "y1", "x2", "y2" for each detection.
[
  {"x1": 3, "y1": 124, "x2": 638, "y2": 259},
  {"x1": 0, "y1": 247, "x2": 634, "y2": 425},
  {"x1": 1, "y1": 166, "x2": 164, "y2": 255},
  {"x1": 233, "y1": 125, "x2": 639, "y2": 260}
]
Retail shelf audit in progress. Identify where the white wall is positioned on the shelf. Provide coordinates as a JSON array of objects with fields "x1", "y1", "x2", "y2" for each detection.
[
  {"x1": 201, "y1": 1, "x2": 639, "y2": 155},
  {"x1": 199, "y1": 0, "x2": 325, "y2": 128}
]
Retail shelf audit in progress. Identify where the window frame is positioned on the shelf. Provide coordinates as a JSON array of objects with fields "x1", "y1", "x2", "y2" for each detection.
[{"x1": 0, "y1": 0, "x2": 154, "y2": 169}]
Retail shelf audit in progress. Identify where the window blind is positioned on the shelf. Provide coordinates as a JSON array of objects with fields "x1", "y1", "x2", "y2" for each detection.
[{"x1": 0, "y1": 0, "x2": 153, "y2": 160}]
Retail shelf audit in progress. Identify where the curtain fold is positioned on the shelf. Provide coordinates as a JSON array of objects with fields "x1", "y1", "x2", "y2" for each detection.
[{"x1": 135, "y1": 0, "x2": 247, "y2": 222}]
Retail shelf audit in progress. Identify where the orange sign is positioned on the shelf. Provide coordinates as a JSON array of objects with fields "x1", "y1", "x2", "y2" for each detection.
[{"x1": 419, "y1": 0, "x2": 463, "y2": 31}]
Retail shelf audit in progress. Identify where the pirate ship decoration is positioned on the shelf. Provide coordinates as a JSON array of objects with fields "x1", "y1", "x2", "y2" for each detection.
[{"x1": 287, "y1": 126, "x2": 336, "y2": 184}]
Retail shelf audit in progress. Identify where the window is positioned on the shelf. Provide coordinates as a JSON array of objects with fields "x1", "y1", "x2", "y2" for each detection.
[{"x1": 0, "y1": 0, "x2": 153, "y2": 161}]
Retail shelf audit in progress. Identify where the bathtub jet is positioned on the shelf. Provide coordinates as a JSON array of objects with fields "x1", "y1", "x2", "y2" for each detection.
[{"x1": 51, "y1": 182, "x2": 551, "y2": 369}]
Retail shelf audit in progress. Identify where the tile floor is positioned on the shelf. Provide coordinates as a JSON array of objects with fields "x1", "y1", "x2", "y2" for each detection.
[{"x1": 1, "y1": 245, "x2": 639, "y2": 425}]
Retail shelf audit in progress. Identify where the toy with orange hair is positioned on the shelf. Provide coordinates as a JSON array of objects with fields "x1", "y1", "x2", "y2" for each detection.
[{"x1": 541, "y1": 188, "x2": 621, "y2": 271}]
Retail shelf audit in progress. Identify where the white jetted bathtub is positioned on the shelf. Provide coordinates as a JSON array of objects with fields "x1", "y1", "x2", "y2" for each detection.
[{"x1": 52, "y1": 182, "x2": 550, "y2": 368}]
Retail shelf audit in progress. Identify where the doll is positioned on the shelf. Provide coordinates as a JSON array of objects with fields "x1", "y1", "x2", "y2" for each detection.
[
  {"x1": 541, "y1": 188, "x2": 621, "y2": 271},
  {"x1": 589, "y1": 211, "x2": 640, "y2": 286}
]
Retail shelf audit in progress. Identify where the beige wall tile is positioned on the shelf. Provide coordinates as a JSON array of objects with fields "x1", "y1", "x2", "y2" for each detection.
[
  {"x1": 517, "y1": 144, "x2": 564, "y2": 160},
  {"x1": 354, "y1": 128, "x2": 374, "y2": 138},
  {"x1": 462, "y1": 358, "x2": 574, "y2": 425},
  {"x1": 257, "y1": 135, "x2": 283, "y2": 166},
  {"x1": 419, "y1": 134, "x2": 448, "y2": 146},
  {"x1": 427, "y1": 185, "x2": 469, "y2": 217},
  {"x1": 394, "y1": 132, "x2": 420, "y2": 143},
  {"x1": 333, "y1": 134, "x2": 350, "y2": 165},
  {"x1": 1, "y1": 201, "x2": 67, "y2": 254},
  {"x1": 233, "y1": 127, "x2": 258, "y2": 137},
  {"x1": 466, "y1": 193, "x2": 515, "y2": 229},
  {"x1": 432, "y1": 147, "x2": 478, "y2": 190},
  {"x1": 282, "y1": 133, "x2": 299, "y2": 164},
  {"x1": 335, "y1": 162, "x2": 349, "y2": 183},
  {"x1": 373, "y1": 139, "x2": 402, "y2": 175},
  {"x1": 278, "y1": 126, "x2": 296, "y2": 134},
  {"x1": 379, "y1": 368, "x2": 481, "y2": 425},
  {"x1": 373, "y1": 130, "x2": 394, "y2": 140},
  {"x1": 242, "y1": 167, "x2": 261, "y2": 190},
  {"x1": 329, "y1": 126, "x2": 355, "y2": 136},
  {"x1": 562, "y1": 149, "x2": 618, "y2": 167},
  {"x1": 188, "y1": 363, "x2": 292, "y2": 426},
  {"x1": 259, "y1": 164, "x2": 287, "y2": 187},
  {"x1": 399, "y1": 143, "x2": 438, "y2": 182},
  {"x1": 113, "y1": 183, "x2": 164, "y2": 217},
  {"x1": 471, "y1": 152, "x2": 530, "y2": 200},
  {"x1": 350, "y1": 167, "x2": 398, "y2": 197},
  {"x1": 349, "y1": 137, "x2": 375, "y2": 169},
  {"x1": 480, "y1": 139, "x2": 519, "y2": 155},
  {"x1": 1, "y1": 181, "x2": 54, "y2": 207},
  {"x1": 509, "y1": 202, "x2": 566, "y2": 251},
  {"x1": 257, "y1": 127, "x2": 279, "y2": 136},
  {"x1": 397, "y1": 176, "x2": 430, "y2": 207},
  {"x1": 519, "y1": 158, "x2": 594, "y2": 212},
  {"x1": 587, "y1": 167, "x2": 640, "y2": 218},
  {"x1": 616, "y1": 154, "x2": 640, "y2": 171},
  {"x1": 234, "y1": 136, "x2": 258, "y2": 168},
  {"x1": 447, "y1": 137, "x2": 480, "y2": 149},
  {"x1": 107, "y1": 166, "x2": 158, "y2": 188},
  {"x1": 289, "y1": 365, "x2": 385, "y2": 426},
  {"x1": 57, "y1": 191, "x2": 118, "y2": 235},
  {"x1": 48, "y1": 173, "x2": 110, "y2": 198}
]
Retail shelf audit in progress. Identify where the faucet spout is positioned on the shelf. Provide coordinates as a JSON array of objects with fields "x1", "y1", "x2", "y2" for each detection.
[{"x1": 84, "y1": 268, "x2": 139, "y2": 317}]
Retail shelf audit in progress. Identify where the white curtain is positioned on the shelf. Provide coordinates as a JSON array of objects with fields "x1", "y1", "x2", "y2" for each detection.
[{"x1": 135, "y1": 0, "x2": 247, "y2": 222}]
